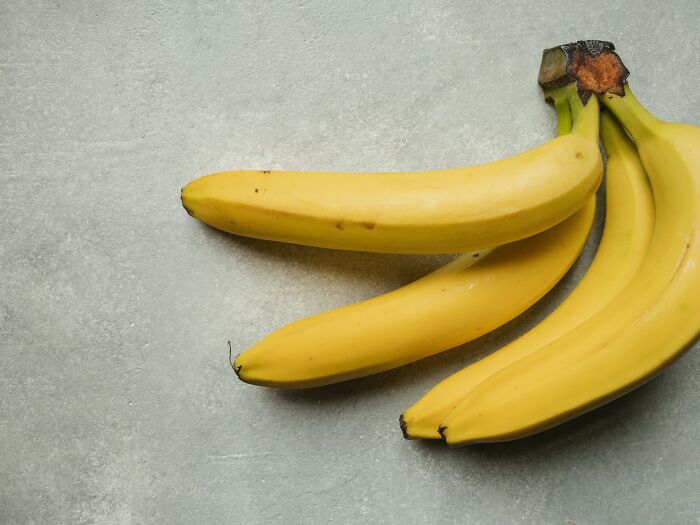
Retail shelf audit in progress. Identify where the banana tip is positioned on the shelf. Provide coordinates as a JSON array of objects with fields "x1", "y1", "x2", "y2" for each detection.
[
  {"x1": 399, "y1": 414, "x2": 410, "y2": 440},
  {"x1": 180, "y1": 185, "x2": 196, "y2": 217},
  {"x1": 228, "y1": 341, "x2": 244, "y2": 379}
]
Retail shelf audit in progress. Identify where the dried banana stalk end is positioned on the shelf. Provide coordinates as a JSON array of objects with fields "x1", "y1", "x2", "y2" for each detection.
[{"x1": 538, "y1": 40, "x2": 630, "y2": 103}]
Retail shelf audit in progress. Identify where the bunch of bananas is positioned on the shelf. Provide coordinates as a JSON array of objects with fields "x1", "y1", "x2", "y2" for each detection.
[{"x1": 181, "y1": 41, "x2": 700, "y2": 445}]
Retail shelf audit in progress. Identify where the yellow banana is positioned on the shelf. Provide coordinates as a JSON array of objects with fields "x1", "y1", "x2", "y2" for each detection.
[
  {"x1": 440, "y1": 84, "x2": 700, "y2": 445},
  {"x1": 232, "y1": 90, "x2": 597, "y2": 389},
  {"x1": 401, "y1": 109, "x2": 654, "y2": 439},
  {"x1": 181, "y1": 90, "x2": 601, "y2": 254}
]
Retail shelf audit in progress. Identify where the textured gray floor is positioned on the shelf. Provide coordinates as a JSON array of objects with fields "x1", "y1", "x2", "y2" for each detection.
[{"x1": 2, "y1": 1, "x2": 700, "y2": 524}]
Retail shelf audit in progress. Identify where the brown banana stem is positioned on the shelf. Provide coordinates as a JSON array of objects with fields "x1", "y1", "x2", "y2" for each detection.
[{"x1": 538, "y1": 40, "x2": 630, "y2": 103}]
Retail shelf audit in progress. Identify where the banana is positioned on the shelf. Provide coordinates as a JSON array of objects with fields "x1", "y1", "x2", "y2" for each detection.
[
  {"x1": 181, "y1": 92, "x2": 602, "y2": 254},
  {"x1": 401, "y1": 109, "x2": 654, "y2": 439},
  {"x1": 232, "y1": 89, "x2": 598, "y2": 389},
  {"x1": 439, "y1": 84, "x2": 700, "y2": 446}
]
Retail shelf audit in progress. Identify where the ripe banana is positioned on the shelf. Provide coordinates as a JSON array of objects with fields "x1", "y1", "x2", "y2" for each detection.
[
  {"x1": 231, "y1": 89, "x2": 598, "y2": 389},
  {"x1": 180, "y1": 93, "x2": 602, "y2": 254},
  {"x1": 400, "y1": 109, "x2": 654, "y2": 439},
  {"x1": 439, "y1": 84, "x2": 700, "y2": 445}
]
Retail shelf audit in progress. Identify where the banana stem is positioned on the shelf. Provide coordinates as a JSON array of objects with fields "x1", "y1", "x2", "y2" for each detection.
[
  {"x1": 599, "y1": 110, "x2": 631, "y2": 156},
  {"x1": 569, "y1": 87, "x2": 600, "y2": 140},
  {"x1": 554, "y1": 98, "x2": 572, "y2": 136},
  {"x1": 544, "y1": 85, "x2": 573, "y2": 136},
  {"x1": 599, "y1": 84, "x2": 663, "y2": 139}
]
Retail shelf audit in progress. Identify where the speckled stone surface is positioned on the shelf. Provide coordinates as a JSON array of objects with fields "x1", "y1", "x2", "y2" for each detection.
[{"x1": 2, "y1": 1, "x2": 699, "y2": 524}]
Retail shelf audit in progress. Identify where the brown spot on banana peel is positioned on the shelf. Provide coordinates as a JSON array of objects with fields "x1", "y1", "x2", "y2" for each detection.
[
  {"x1": 437, "y1": 425, "x2": 447, "y2": 440},
  {"x1": 539, "y1": 40, "x2": 630, "y2": 103},
  {"x1": 336, "y1": 220, "x2": 345, "y2": 230},
  {"x1": 362, "y1": 222, "x2": 375, "y2": 230}
]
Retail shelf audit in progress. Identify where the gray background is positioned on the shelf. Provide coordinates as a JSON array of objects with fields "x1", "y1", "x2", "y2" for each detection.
[{"x1": 2, "y1": 1, "x2": 699, "y2": 523}]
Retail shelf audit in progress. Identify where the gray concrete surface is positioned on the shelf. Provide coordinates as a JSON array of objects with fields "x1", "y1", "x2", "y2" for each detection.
[{"x1": 2, "y1": 1, "x2": 699, "y2": 524}]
